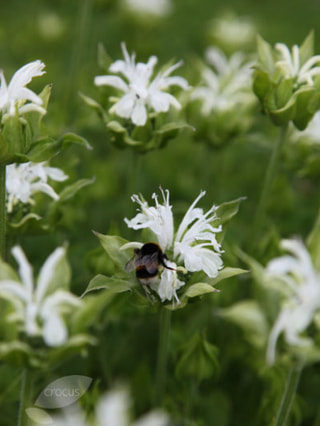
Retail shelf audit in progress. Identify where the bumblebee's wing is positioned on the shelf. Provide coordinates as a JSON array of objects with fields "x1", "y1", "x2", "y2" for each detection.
[
  {"x1": 125, "y1": 253, "x2": 139, "y2": 272},
  {"x1": 140, "y1": 251, "x2": 159, "y2": 275}
]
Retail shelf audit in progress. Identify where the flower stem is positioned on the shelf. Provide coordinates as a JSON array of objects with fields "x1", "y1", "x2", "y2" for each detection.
[
  {"x1": 154, "y1": 308, "x2": 172, "y2": 405},
  {"x1": 17, "y1": 368, "x2": 32, "y2": 426},
  {"x1": 253, "y1": 124, "x2": 288, "y2": 244},
  {"x1": 273, "y1": 363, "x2": 303, "y2": 426},
  {"x1": 0, "y1": 164, "x2": 6, "y2": 259}
]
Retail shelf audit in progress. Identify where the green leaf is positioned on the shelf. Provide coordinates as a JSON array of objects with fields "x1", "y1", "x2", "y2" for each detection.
[
  {"x1": 93, "y1": 232, "x2": 131, "y2": 270},
  {"x1": 252, "y1": 69, "x2": 272, "y2": 102},
  {"x1": 218, "y1": 300, "x2": 268, "y2": 348},
  {"x1": 26, "y1": 136, "x2": 59, "y2": 162},
  {"x1": 0, "y1": 341, "x2": 33, "y2": 367},
  {"x1": 58, "y1": 132, "x2": 92, "y2": 151},
  {"x1": 79, "y1": 92, "x2": 107, "y2": 118},
  {"x1": 208, "y1": 267, "x2": 248, "y2": 286},
  {"x1": 175, "y1": 333, "x2": 220, "y2": 382},
  {"x1": 292, "y1": 87, "x2": 317, "y2": 130},
  {"x1": 275, "y1": 78, "x2": 293, "y2": 109},
  {"x1": 215, "y1": 197, "x2": 246, "y2": 226},
  {"x1": 0, "y1": 257, "x2": 19, "y2": 281},
  {"x1": 307, "y1": 208, "x2": 320, "y2": 271},
  {"x1": 183, "y1": 282, "x2": 217, "y2": 299},
  {"x1": 2, "y1": 115, "x2": 25, "y2": 157},
  {"x1": 0, "y1": 131, "x2": 9, "y2": 164},
  {"x1": 58, "y1": 177, "x2": 95, "y2": 202},
  {"x1": 269, "y1": 95, "x2": 296, "y2": 126},
  {"x1": 256, "y1": 34, "x2": 275, "y2": 74},
  {"x1": 299, "y1": 30, "x2": 314, "y2": 65},
  {"x1": 8, "y1": 213, "x2": 42, "y2": 230},
  {"x1": 82, "y1": 274, "x2": 132, "y2": 297},
  {"x1": 97, "y1": 42, "x2": 113, "y2": 71}
]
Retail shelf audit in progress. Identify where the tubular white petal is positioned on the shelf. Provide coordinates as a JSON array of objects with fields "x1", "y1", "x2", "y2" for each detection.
[
  {"x1": 11, "y1": 246, "x2": 34, "y2": 296},
  {"x1": 94, "y1": 75, "x2": 129, "y2": 92},
  {"x1": 36, "y1": 247, "x2": 66, "y2": 303},
  {"x1": 266, "y1": 308, "x2": 289, "y2": 365},
  {"x1": 42, "y1": 313, "x2": 68, "y2": 347}
]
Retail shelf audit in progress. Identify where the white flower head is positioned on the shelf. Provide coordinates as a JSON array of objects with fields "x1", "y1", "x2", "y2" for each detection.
[
  {"x1": 265, "y1": 238, "x2": 320, "y2": 364},
  {"x1": 0, "y1": 60, "x2": 46, "y2": 117},
  {"x1": 94, "y1": 43, "x2": 189, "y2": 126},
  {"x1": 124, "y1": 188, "x2": 223, "y2": 303},
  {"x1": 6, "y1": 161, "x2": 68, "y2": 213},
  {"x1": 122, "y1": 0, "x2": 172, "y2": 18},
  {"x1": 275, "y1": 43, "x2": 320, "y2": 86},
  {"x1": 191, "y1": 47, "x2": 255, "y2": 115},
  {"x1": 0, "y1": 245, "x2": 81, "y2": 347}
]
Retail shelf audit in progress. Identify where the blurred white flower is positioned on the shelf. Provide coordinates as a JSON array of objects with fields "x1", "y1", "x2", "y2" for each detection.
[
  {"x1": 0, "y1": 60, "x2": 46, "y2": 116},
  {"x1": 208, "y1": 14, "x2": 256, "y2": 51},
  {"x1": 191, "y1": 47, "x2": 255, "y2": 115},
  {"x1": 124, "y1": 188, "x2": 223, "y2": 302},
  {"x1": 94, "y1": 43, "x2": 189, "y2": 126},
  {"x1": 265, "y1": 238, "x2": 320, "y2": 364},
  {"x1": 122, "y1": 0, "x2": 172, "y2": 17},
  {"x1": 275, "y1": 43, "x2": 320, "y2": 86},
  {"x1": 49, "y1": 387, "x2": 169, "y2": 426},
  {"x1": 0, "y1": 245, "x2": 80, "y2": 347},
  {"x1": 6, "y1": 161, "x2": 68, "y2": 213}
]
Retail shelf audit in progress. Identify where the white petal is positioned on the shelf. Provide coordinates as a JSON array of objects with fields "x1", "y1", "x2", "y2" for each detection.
[
  {"x1": 266, "y1": 308, "x2": 289, "y2": 365},
  {"x1": 94, "y1": 75, "x2": 129, "y2": 93},
  {"x1": 36, "y1": 247, "x2": 66, "y2": 303},
  {"x1": 8, "y1": 60, "x2": 45, "y2": 94},
  {"x1": 11, "y1": 246, "x2": 34, "y2": 295},
  {"x1": 131, "y1": 100, "x2": 147, "y2": 126},
  {"x1": 43, "y1": 166, "x2": 68, "y2": 182},
  {"x1": 30, "y1": 182, "x2": 59, "y2": 200},
  {"x1": 42, "y1": 313, "x2": 68, "y2": 347}
]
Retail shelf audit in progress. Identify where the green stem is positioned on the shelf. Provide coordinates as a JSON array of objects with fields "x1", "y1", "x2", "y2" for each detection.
[
  {"x1": 273, "y1": 363, "x2": 303, "y2": 426},
  {"x1": 253, "y1": 124, "x2": 288, "y2": 242},
  {"x1": 0, "y1": 163, "x2": 6, "y2": 259},
  {"x1": 154, "y1": 308, "x2": 172, "y2": 405},
  {"x1": 17, "y1": 368, "x2": 31, "y2": 426}
]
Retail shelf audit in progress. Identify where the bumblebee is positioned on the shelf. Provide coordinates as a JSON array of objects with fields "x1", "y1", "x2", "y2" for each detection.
[{"x1": 125, "y1": 242, "x2": 173, "y2": 284}]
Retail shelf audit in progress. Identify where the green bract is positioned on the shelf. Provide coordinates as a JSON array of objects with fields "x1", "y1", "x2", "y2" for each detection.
[{"x1": 253, "y1": 32, "x2": 320, "y2": 129}]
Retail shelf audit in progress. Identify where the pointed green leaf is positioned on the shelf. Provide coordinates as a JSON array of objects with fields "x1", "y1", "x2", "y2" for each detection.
[
  {"x1": 26, "y1": 136, "x2": 59, "y2": 162},
  {"x1": 58, "y1": 177, "x2": 95, "y2": 202},
  {"x1": 208, "y1": 267, "x2": 248, "y2": 286},
  {"x1": 215, "y1": 197, "x2": 246, "y2": 226},
  {"x1": 93, "y1": 232, "x2": 131, "y2": 270},
  {"x1": 183, "y1": 283, "x2": 217, "y2": 299},
  {"x1": 58, "y1": 132, "x2": 92, "y2": 150},
  {"x1": 97, "y1": 42, "x2": 113, "y2": 71},
  {"x1": 256, "y1": 34, "x2": 275, "y2": 74},
  {"x1": 82, "y1": 274, "x2": 132, "y2": 296},
  {"x1": 299, "y1": 30, "x2": 315, "y2": 65},
  {"x1": 275, "y1": 78, "x2": 293, "y2": 109}
]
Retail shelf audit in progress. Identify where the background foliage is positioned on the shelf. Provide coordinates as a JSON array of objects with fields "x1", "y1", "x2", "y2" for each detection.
[{"x1": 1, "y1": 0, "x2": 320, "y2": 425}]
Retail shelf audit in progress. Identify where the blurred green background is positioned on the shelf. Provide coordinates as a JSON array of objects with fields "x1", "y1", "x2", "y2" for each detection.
[{"x1": 2, "y1": 0, "x2": 320, "y2": 425}]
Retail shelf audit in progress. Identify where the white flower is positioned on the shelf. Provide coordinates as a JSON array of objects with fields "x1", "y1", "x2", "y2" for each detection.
[
  {"x1": 275, "y1": 43, "x2": 320, "y2": 86},
  {"x1": 6, "y1": 161, "x2": 68, "y2": 213},
  {"x1": 124, "y1": 188, "x2": 223, "y2": 302},
  {"x1": 50, "y1": 388, "x2": 169, "y2": 426},
  {"x1": 0, "y1": 60, "x2": 46, "y2": 116},
  {"x1": 0, "y1": 245, "x2": 81, "y2": 347},
  {"x1": 122, "y1": 0, "x2": 172, "y2": 17},
  {"x1": 94, "y1": 43, "x2": 189, "y2": 126},
  {"x1": 208, "y1": 15, "x2": 256, "y2": 51},
  {"x1": 191, "y1": 47, "x2": 255, "y2": 115},
  {"x1": 265, "y1": 238, "x2": 320, "y2": 364}
]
